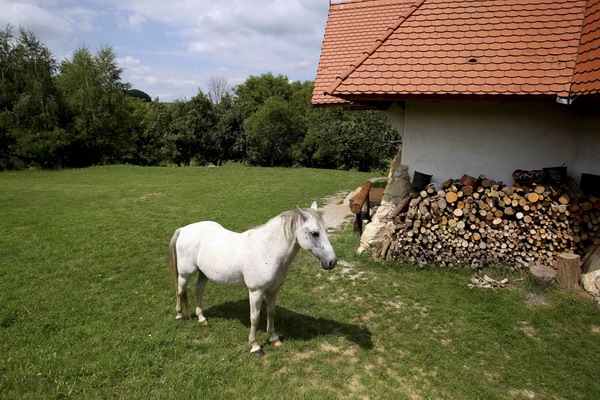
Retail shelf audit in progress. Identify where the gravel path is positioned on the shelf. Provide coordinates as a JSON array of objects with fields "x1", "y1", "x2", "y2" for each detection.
[{"x1": 319, "y1": 190, "x2": 357, "y2": 230}]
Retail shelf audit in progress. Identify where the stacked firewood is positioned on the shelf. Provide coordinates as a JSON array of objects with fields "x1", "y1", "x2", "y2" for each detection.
[{"x1": 381, "y1": 176, "x2": 600, "y2": 269}]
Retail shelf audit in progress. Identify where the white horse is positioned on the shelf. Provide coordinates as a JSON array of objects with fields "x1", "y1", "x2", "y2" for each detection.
[{"x1": 169, "y1": 201, "x2": 337, "y2": 357}]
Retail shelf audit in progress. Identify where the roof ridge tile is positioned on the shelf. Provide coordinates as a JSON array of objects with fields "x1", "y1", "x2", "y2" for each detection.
[{"x1": 570, "y1": 0, "x2": 600, "y2": 95}]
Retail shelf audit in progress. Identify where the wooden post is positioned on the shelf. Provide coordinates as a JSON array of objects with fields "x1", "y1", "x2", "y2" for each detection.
[
  {"x1": 556, "y1": 253, "x2": 581, "y2": 290},
  {"x1": 351, "y1": 181, "x2": 372, "y2": 235},
  {"x1": 365, "y1": 194, "x2": 371, "y2": 223},
  {"x1": 353, "y1": 211, "x2": 363, "y2": 234}
]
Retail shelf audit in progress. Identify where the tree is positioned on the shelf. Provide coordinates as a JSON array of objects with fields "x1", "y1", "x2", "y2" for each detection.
[
  {"x1": 125, "y1": 89, "x2": 151, "y2": 102},
  {"x1": 123, "y1": 98, "x2": 169, "y2": 166},
  {"x1": 0, "y1": 26, "x2": 62, "y2": 169},
  {"x1": 0, "y1": 25, "x2": 16, "y2": 114},
  {"x1": 0, "y1": 26, "x2": 18, "y2": 169},
  {"x1": 300, "y1": 107, "x2": 400, "y2": 172},
  {"x1": 244, "y1": 96, "x2": 304, "y2": 167},
  {"x1": 164, "y1": 90, "x2": 216, "y2": 166},
  {"x1": 11, "y1": 27, "x2": 59, "y2": 132},
  {"x1": 207, "y1": 76, "x2": 230, "y2": 105},
  {"x1": 210, "y1": 94, "x2": 245, "y2": 164},
  {"x1": 56, "y1": 46, "x2": 132, "y2": 166},
  {"x1": 233, "y1": 73, "x2": 293, "y2": 118}
]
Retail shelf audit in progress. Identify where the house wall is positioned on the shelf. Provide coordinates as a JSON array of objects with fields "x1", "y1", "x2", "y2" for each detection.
[{"x1": 384, "y1": 100, "x2": 600, "y2": 186}]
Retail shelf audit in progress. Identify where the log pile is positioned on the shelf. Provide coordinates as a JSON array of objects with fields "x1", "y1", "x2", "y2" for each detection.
[{"x1": 381, "y1": 176, "x2": 600, "y2": 269}]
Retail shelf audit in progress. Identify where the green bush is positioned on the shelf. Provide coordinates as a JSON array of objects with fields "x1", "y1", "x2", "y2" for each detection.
[
  {"x1": 299, "y1": 107, "x2": 399, "y2": 172},
  {"x1": 244, "y1": 97, "x2": 304, "y2": 167},
  {"x1": 16, "y1": 128, "x2": 71, "y2": 169}
]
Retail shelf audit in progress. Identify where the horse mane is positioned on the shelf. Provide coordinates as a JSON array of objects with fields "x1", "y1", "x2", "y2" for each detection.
[
  {"x1": 248, "y1": 208, "x2": 324, "y2": 240},
  {"x1": 279, "y1": 210, "x2": 303, "y2": 240},
  {"x1": 280, "y1": 208, "x2": 324, "y2": 239}
]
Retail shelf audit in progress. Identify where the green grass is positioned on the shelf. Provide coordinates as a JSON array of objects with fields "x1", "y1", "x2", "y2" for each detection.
[{"x1": 1, "y1": 165, "x2": 599, "y2": 399}]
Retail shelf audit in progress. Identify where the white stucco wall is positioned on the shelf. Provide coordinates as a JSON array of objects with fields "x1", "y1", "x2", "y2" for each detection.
[{"x1": 385, "y1": 100, "x2": 600, "y2": 186}]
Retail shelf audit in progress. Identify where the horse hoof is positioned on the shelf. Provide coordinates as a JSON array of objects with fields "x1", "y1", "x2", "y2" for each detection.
[
  {"x1": 272, "y1": 340, "x2": 282, "y2": 347},
  {"x1": 175, "y1": 316, "x2": 188, "y2": 322},
  {"x1": 198, "y1": 319, "x2": 208, "y2": 326},
  {"x1": 252, "y1": 349, "x2": 265, "y2": 358}
]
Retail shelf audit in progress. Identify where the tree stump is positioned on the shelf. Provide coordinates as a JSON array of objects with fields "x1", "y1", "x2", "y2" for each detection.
[
  {"x1": 556, "y1": 253, "x2": 581, "y2": 290},
  {"x1": 528, "y1": 265, "x2": 557, "y2": 287}
]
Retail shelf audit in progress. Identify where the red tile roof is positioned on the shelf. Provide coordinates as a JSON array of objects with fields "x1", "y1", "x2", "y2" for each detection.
[
  {"x1": 313, "y1": 0, "x2": 600, "y2": 105},
  {"x1": 312, "y1": 0, "x2": 417, "y2": 106},
  {"x1": 572, "y1": 0, "x2": 600, "y2": 95}
]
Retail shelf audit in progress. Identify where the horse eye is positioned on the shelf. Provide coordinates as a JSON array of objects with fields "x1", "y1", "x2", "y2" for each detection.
[{"x1": 311, "y1": 231, "x2": 320, "y2": 238}]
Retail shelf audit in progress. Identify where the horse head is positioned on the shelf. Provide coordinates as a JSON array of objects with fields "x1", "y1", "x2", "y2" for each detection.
[{"x1": 296, "y1": 202, "x2": 337, "y2": 270}]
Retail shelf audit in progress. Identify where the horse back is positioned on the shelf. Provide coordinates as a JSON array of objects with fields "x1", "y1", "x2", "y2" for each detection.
[{"x1": 177, "y1": 221, "x2": 248, "y2": 287}]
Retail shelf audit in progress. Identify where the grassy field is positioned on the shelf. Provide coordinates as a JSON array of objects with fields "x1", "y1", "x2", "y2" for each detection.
[{"x1": 1, "y1": 165, "x2": 599, "y2": 399}]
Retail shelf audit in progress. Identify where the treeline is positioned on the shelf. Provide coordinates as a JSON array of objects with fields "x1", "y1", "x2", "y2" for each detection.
[{"x1": 0, "y1": 26, "x2": 400, "y2": 171}]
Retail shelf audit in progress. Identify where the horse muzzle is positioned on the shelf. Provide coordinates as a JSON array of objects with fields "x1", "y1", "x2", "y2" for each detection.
[{"x1": 321, "y1": 257, "x2": 337, "y2": 270}]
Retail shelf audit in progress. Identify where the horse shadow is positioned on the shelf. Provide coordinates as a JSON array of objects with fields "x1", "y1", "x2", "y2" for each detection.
[{"x1": 205, "y1": 299, "x2": 373, "y2": 350}]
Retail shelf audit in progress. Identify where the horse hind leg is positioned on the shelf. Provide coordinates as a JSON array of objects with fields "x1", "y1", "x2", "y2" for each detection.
[
  {"x1": 195, "y1": 272, "x2": 208, "y2": 325},
  {"x1": 176, "y1": 273, "x2": 192, "y2": 320}
]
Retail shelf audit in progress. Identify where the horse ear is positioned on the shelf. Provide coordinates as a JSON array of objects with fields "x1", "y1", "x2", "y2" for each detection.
[
  {"x1": 296, "y1": 206, "x2": 309, "y2": 221},
  {"x1": 311, "y1": 201, "x2": 318, "y2": 211}
]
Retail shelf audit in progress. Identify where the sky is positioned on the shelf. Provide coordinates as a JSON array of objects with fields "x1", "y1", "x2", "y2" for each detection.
[{"x1": 0, "y1": 0, "x2": 331, "y2": 101}]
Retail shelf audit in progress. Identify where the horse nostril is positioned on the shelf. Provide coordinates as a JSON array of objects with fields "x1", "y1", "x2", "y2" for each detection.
[{"x1": 329, "y1": 259, "x2": 337, "y2": 269}]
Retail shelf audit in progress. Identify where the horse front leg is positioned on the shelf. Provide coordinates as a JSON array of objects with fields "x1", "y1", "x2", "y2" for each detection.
[
  {"x1": 195, "y1": 273, "x2": 209, "y2": 325},
  {"x1": 248, "y1": 290, "x2": 265, "y2": 357},
  {"x1": 266, "y1": 288, "x2": 282, "y2": 347}
]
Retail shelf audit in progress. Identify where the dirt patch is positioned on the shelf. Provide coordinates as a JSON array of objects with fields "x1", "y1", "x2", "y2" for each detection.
[
  {"x1": 337, "y1": 260, "x2": 355, "y2": 268},
  {"x1": 329, "y1": 292, "x2": 349, "y2": 304},
  {"x1": 320, "y1": 342, "x2": 343, "y2": 353},
  {"x1": 525, "y1": 293, "x2": 549, "y2": 306},
  {"x1": 484, "y1": 371, "x2": 500, "y2": 380},
  {"x1": 591, "y1": 325, "x2": 600, "y2": 334},
  {"x1": 517, "y1": 321, "x2": 539, "y2": 340},
  {"x1": 292, "y1": 350, "x2": 314, "y2": 360},
  {"x1": 360, "y1": 310, "x2": 377, "y2": 323},
  {"x1": 384, "y1": 367, "x2": 427, "y2": 400},
  {"x1": 508, "y1": 389, "x2": 537, "y2": 399},
  {"x1": 139, "y1": 192, "x2": 166, "y2": 200},
  {"x1": 347, "y1": 375, "x2": 367, "y2": 398},
  {"x1": 319, "y1": 191, "x2": 354, "y2": 230},
  {"x1": 385, "y1": 300, "x2": 406, "y2": 309}
]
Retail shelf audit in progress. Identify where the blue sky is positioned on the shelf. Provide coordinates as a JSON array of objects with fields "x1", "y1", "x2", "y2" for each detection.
[{"x1": 0, "y1": 0, "x2": 330, "y2": 101}]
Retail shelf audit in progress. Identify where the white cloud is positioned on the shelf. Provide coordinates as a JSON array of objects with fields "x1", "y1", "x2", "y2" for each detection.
[
  {"x1": 117, "y1": 55, "x2": 203, "y2": 101},
  {"x1": 117, "y1": 55, "x2": 140, "y2": 66},
  {"x1": 165, "y1": 78, "x2": 200, "y2": 89},
  {"x1": 117, "y1": 55, "x2": 150, "y2": 76},
  {"x1": 2, "y1": 0, "x2": 331, "y2": 99},
  {"x1": 118, "y1": 12, "x2": 146, "y2": 30},
  {"x1": 0, "y1": 0, "x2": 74, "y2": 41},
  {"x1": 0, "y1": 1, "x2": 100, "y2": 41},
  {"x1": 99, "y1": 0, "x2": 328, "y2": 77}
]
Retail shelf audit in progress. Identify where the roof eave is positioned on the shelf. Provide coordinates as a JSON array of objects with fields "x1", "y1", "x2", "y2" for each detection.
[{"x1": 322, "y1": 92, "x2": 569, "y2": 104}]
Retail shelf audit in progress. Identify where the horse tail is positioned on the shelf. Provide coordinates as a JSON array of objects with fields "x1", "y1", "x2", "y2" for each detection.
[
  {"x1": 169, "y1": 228, "x2": 181, "y2": 285},
  {"x1": 169, "y1": 228, "x2": 189, "y2": 317},
  {"x1": 169, "y1": 229, "x2": 181, "y2": 286}
]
